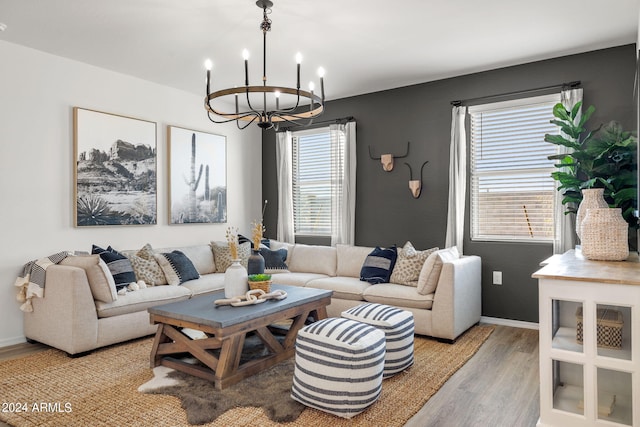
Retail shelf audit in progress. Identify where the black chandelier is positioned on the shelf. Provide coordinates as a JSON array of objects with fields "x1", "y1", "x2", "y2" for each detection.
[{"x1": 204, "y1": 0, "x2": 325, "y2": 130}]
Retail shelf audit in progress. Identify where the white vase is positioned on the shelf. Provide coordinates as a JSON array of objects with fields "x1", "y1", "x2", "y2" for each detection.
[
  {"x1": 224, "y1": 259, "x2": 248, "y2": 298},
  {"x1": 581, "y1": 208, "x2": 629, "y2": 261},
  {"x1": 575, "y1": 188, "x2": 608, "y2": 240}
]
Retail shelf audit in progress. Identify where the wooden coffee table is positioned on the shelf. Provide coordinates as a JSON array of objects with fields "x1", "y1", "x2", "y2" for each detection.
[{"x1": 148, "y1": 284, "x2": 332, "y2": 390}]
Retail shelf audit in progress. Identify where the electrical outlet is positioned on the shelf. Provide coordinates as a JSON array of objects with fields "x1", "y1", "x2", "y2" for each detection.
[{"x1": 492, "y1": 271, "x2": 503, "y2": 285}]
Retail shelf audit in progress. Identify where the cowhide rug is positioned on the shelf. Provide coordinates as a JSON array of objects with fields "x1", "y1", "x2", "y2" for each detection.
[{"x1": 139, "y1": 335, "x2": 305, "y2": 425}]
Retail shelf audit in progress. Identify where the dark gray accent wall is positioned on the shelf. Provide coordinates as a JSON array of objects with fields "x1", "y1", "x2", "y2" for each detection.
[{"x1": 262, "y1": 44, "x2": 637, "y2": 323}]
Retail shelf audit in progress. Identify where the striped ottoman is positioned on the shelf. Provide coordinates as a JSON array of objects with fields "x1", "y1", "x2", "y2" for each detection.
[
  {"x1": 342, "y1": 303, "x2": 414, "y2": 378},
  {"x1": 291, "y1": 317, "x2": 386, "y2": 419}
]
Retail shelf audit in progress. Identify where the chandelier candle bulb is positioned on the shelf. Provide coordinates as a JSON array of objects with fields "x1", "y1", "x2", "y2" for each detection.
[
  {"x1": 243, "y1": 49, "x2": 250, "y2": 86},
  {"x1": 318, "y1": 67, "x2": 325, "y2": 100},
  {"x1": 275, "y1": 91, "x2": 280, "y2": 110},
  {"x1": 296, "y1": 53, "x2": 302, "y2": 89}
]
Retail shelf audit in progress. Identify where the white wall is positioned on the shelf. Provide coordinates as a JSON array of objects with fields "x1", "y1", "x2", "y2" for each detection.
[{"x1": 0, "y1": 40, "x2": 263, "y2": 347}]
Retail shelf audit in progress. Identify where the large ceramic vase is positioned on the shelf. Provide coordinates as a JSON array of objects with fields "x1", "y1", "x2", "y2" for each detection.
[
  {"x1": 575, "y1": 188, "x2": 608, "y2": 240},
  {"x1": 581, "y1": 208, "x2": 629, "y2": 261},
  {"x1": 247, "y1": 249, "x2": 265, "y2": 275},
  {"x1": 224, "y1": 259, "x2": 248, "y2": 298}
]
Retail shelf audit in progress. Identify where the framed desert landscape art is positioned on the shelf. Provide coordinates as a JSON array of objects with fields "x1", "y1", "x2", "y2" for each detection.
[
  {"x1": 168, "y1": 126, "x2": 227, "y2": 224},
  {"x1": 74, "y1": 107, "x2": 157, "y2": 226}
]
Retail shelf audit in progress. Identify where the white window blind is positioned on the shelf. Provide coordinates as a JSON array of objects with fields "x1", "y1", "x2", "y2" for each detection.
[
  {"x1": 292, "y1": 128, "x2": 344, "y2": 236},
  {"x1": 469, "y1": 94, "x2": 560, "y2": 241}
]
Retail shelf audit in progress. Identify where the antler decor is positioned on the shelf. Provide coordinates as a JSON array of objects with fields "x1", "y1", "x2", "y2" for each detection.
[
  {"x1": 404, "y1": 161, "x2": 429, "y2": 198},
  {"x1": 368, "y1": 141, "x2": 410, "y2": 171}
]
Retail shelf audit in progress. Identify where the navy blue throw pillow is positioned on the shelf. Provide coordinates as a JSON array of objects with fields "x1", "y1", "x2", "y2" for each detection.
[
  {"x1": 155, "y1": 250, "x2": 200, "y2": 285},
  {"x1": 259, "y1": 248, "x2": 288, "y2": 269},
  {"x1": 91, "y1": 244, "x2": 136, "y2": 290},
  {"x1": 360, "y1": 246, "x2": 398, "y2": 284}
]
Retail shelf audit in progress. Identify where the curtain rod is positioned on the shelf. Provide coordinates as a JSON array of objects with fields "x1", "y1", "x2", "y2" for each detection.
[
  {"x1": 451, "y1": 81, "x2": 581, "y2": 106},
  {"x1": 277, "y1": 116, "x2": 355, "y2": 132}
]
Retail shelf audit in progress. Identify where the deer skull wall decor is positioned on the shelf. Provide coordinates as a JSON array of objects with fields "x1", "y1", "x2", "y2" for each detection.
[
  {"x1": 404, "y1": 161, "x2": 429, "y2": 198},
  {"x1": 368, "y1": 141, "x2": 410, "y2": 171}
]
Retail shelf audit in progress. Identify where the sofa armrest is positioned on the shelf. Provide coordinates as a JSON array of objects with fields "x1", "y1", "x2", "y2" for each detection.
[
  {"x1": 23, "y1": 265, "x2": 99, "y2": 354},
  {"x1": 431, "y1": 255, "x2": 482, "y2": 340}
]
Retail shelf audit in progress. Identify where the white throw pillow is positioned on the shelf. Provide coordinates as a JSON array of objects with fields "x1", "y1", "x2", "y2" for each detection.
[{"x1": 416, "y1": 246, "x2": 460, "y2": 295}]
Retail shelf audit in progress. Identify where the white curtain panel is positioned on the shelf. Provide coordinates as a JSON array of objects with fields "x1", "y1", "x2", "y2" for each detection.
[
  {"x1": 445, "y1": 106, "x2": 467, "y2": 254},
  {"x1": 553, "y1": 88, "x2": 582, "y2": 253},
  {"x1": 330, "y1": 121, "x2": 357, "y2": 246},
  {"x1": 276, "y1": 130, "x2": 295, "y2": 243}
]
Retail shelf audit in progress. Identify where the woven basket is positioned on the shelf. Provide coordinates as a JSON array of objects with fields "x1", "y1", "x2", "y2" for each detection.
[
  {"x1": 248, "y1": 280, "x2": 272, "y2": 292},
  {"x1": 580, "y1": 208, "x2": 629, "y2": 261},
  {"x1": 576, "y1": 306, "x2": 623, "y2": 349}
]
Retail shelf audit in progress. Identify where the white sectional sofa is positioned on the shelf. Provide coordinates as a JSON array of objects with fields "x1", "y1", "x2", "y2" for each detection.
[{"x1": 23, "y1": 242, "x2": 481, "y2": 355}]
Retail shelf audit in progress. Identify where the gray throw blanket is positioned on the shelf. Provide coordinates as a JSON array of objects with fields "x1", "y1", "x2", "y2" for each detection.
[{"x1": 15, "y1": 251, "x2": 71, "y2": 312}]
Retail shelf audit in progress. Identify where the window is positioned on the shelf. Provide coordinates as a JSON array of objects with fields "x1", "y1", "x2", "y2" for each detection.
[
  {"x1": 291, "y1": 127, "x2": 344, "y2": 236},
  {"x1": 469, "y1": 94, "x2": 560, "y2": 242}
]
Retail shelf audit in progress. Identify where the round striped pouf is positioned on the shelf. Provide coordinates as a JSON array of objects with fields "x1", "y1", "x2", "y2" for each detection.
[
  {"x1": 291, "y1": 317, "x2": 386, "y2": 419},
  {"x1": 341, "y1": 303, "x2": 415, "y2": 378}
]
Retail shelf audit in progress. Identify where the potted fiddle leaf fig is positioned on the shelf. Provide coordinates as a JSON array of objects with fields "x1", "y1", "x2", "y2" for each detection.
[{"x1": 544, "y1": 102, "x2": 638, "y2": 229}]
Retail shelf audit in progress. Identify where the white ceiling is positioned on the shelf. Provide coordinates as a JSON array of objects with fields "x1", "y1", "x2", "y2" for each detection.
[{"x1": 1, "y1": 0, "x2": 639, "y2": 101}]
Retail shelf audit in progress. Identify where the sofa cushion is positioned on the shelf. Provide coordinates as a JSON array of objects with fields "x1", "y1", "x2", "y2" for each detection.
[
  {"x1": 180, "y1": 273, "x2": 226, "y2": 296},
  {"x1": 211, "y1": 241, "x2": 251, "y2": 272},
  {"x1": 336, "y1": 245, "x2": 374, "y2": 277},
  {"x1": 154, "y1": 251, "x2": 200, "y2": 285},
  {"x1": 271, "y1": 272, "x2": 329, "y2": 287},
  {"x1": 125, "y1": 243, "x2": 168, "y2": 286},
  {"x1": 95, "y1": 285, "x2": 192, "y2": 318},
  {"x1": 259, "y1": 247, "x2": 288, "y2": 270},
  {"x1": 288, "y1": 244, "x2": 337, "y2": 276},
  {"x1": 60, "y1": 255, "x2": 118, "y2": 303},
  {"x1": 390, "y1": 242, "x2": 438, "y2": 287},
  {"x1": 305, "y1": 276, "x2": 369, "y2": 301},
  {"x1": 363, "y1": 284, "x2": 434, "y2": 310},
  {"x1": 417, "y1": 246, "x2": 460, "y2": 295},
  {"x1": 360, "y1": 246, "x2": 397, "y2": 284},
  {"x1": 91, "y1": 245, "x2": 136, "y2": 290}
]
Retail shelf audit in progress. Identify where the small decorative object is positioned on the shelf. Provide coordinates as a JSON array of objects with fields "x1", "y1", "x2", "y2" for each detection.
[
  {"x1": 368, "y1": 141, "x2": 410, "y2": 172},
  {"x1": 580, "y1": 208, "x2": 629, "y2": 261},
  {"x1": 403, "y1": 161, "x2": 429, "y2": 199},
  {"x1": 214, "y1": 288, "x2": 287, "y2": 307},
  {"x1": 224, "y1": 226, "x2": 247, "y2": 298},
  {"x1": 224, "y1": 259, "x2": 248, "y2": 299},
  {"x1": 575, "y1": 188, "x2": 608, "y2": 239},
  {"x1": 247, "y1": 220, "x2": 266, "y2": 275},
  {"x1": 248, "y1": 273, "x2": 272, "y2": 292},
  {"x1": 576, "y1": 306, "x2": 623, "y2": 349}
]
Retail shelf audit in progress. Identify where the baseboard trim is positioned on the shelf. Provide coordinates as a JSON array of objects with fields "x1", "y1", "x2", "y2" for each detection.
[
  {"x1": 0, "y1": 336, "x2": 27, "y2": 348},
  {"x1": 481, "y1": 316, "x2": 539, "y2": 330}
]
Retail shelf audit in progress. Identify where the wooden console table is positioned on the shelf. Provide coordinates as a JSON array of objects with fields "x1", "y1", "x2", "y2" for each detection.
[{"x1": 148, "y1": 284, "x2": 332, "y2": 390}]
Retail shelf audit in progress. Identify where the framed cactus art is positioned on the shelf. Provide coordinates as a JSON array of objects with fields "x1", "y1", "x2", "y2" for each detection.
[
  {"x1": 73, "y1": 107, "x2": 157, "y2": 226},
  {"x1": 168, "y1": 126, "x2": 227, "y2": 224}
]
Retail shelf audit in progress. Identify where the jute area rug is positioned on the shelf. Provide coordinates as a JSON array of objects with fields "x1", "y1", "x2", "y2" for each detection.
[{"x1": 0, "y1": 325, "x2": 493, "y2": 427}]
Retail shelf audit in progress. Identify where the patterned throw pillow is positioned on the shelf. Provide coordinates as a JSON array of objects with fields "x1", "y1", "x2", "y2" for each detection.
[
  {"x1": 211, "y1": 241, "x2": 251, "y2": 272},
  {"x1": 125, "y1": 243, "x2": 168, "y2": 286},
  {"x1": 154, "y1": 251, "x2": 200, "y2": 286},
  {"x1": 389, "y1": 242, "x2": 438, "y2": 286},
  {"x1": 360, "y1": 246, "x2": 398, "y2": 285},
  {"x1": 91, "y1": 245, "x2": 136, "y2": 291}
]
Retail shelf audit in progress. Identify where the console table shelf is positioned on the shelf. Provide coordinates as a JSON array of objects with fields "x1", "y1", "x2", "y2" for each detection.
[{"x1": 533, "y1": 250, "x2": 640, "y2": 427}]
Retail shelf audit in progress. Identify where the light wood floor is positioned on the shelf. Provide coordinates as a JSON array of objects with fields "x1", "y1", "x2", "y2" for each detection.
[{"x1": 0, "y1": 324, "x2": 539, "y2": 427}]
